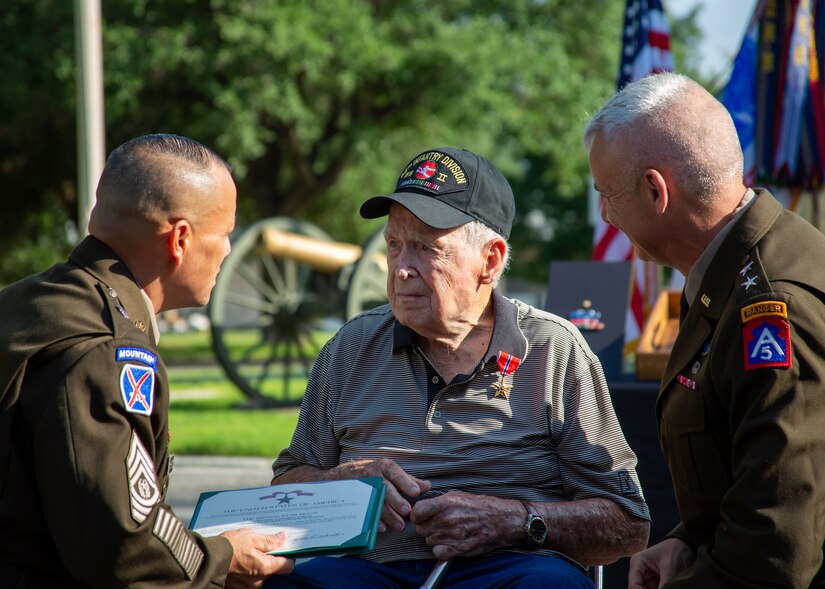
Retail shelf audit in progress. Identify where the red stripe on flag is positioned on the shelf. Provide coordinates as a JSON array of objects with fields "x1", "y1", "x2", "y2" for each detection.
[
  {"x1": 593, "y1": 223, "x2": 619, "y2": 260},
  {"x1": 647, "y1": 31, "x2": 671, "y2": 51},
  {"x1": 629, "y1": 276, "x2": 645, "y2": 331}
]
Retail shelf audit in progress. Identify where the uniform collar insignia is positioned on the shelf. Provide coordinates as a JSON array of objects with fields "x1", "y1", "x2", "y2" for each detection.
[{"x1": 741, "y1": 275, "x2": 758, "y2": 290}]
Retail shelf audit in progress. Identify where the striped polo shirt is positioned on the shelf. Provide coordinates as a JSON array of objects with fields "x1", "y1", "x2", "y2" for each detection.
[{"x1": 273, "y1": 291, "x2": 650, "y2": 562}]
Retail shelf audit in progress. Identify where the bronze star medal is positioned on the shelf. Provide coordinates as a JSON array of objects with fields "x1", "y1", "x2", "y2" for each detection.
[
  {"x1": 492, "y1": 375, "x2": 512, "y2": 399},
  {"x1": 492, "y1": 351, "x2": 521, "y2": 401}
]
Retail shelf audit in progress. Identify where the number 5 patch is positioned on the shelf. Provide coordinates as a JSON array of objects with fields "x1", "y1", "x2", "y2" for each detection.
[{"x1": 743, "y1": 316, "x2": 792, "y2": 371}]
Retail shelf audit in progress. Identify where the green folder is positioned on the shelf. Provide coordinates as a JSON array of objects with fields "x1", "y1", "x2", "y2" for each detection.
[{"x1": 189, "y1": 477, "x2": 386, "y2": 558}]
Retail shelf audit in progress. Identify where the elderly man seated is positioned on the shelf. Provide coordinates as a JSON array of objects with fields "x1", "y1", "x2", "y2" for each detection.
[{"x1": 265, "y1": 147, "x2": 650, "y2": 589}]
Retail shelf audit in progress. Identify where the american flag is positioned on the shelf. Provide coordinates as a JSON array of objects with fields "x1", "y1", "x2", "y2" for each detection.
[{"x1": 592, "y1": 0, "x2": 675, "y2": 348}]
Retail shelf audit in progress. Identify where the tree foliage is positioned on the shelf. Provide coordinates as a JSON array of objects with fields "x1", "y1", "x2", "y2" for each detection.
[{"x1": 1, "y1": 0, "x2": 701, "y2": 285}]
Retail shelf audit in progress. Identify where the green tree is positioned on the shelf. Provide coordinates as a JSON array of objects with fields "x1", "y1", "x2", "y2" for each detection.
[
  {"x1": 0, "y1": 1, "x2": 77, "y2": 283},
  {"x1": 1, "y1": 0, "x2": 702, "y2": 286}
]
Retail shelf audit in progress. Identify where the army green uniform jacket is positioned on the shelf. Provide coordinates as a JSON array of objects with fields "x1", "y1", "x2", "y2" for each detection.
[
  {"x1": 0, "y1": 237, "x2": 232, "y2": 588},
  {"x1": 658, "y1": 190, "x2": 825, "y2": 588}
]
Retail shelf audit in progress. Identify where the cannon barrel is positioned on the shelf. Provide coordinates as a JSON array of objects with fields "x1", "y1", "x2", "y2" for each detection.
[
  {"x1": 209, "y1": 217, "x2": 388, "y2": 407},
  {"x1": 262, "y1": 226, "x2": 387, "y2": 274}
]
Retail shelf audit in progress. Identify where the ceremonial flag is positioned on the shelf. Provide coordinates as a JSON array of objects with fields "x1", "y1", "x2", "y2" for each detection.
[
  {"x1": 722, "y1": 7, "x2": 761, "y2": 186},
  {"x1": 774, "y1": 0, "x2": 814, "y2": 179},
  {"x1": 592, "y1": 0, "x2": 674, "y2": 349},
  {"x1": 722, "y1": 0, "x2": 825, "y2": 208},
  {"x1": 798, "y1": 0, "x2": 825, "y2": 189}
]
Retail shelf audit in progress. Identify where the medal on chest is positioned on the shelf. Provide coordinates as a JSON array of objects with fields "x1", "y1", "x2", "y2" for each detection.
[{"x1": 492, "y1": 351, "x2": 521, "y2": 400}]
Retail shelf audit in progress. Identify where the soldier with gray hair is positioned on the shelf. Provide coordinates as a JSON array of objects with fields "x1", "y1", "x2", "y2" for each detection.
[{"x1": 585, "y1": 72, "x2": 825, "y2": 588}]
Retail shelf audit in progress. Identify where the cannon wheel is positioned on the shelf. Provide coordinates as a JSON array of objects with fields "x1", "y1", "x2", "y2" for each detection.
[
  {"x1": 344, "y1": 226, "x2": 389, "y2": 320},
  {"x1": 208, "y1": 217, "x2": 339, "y2": 407}
]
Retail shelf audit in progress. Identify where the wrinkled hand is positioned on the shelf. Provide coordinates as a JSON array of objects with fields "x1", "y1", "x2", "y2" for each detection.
[
  {"x1": 223, "y1": 528, "x2": 295, "y2": 589},
  {"x1": 334, "y1": 458, "x2": 431, "y2": 533},
  {"x1": 628, "y1": 537, "x2": 694, "y2": 589},
  {"x1": 410, "y1": 490, "x2": 520, "y2": 559}
]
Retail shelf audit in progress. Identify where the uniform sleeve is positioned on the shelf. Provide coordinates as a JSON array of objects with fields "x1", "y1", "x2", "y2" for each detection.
[
  {"x1": 272, "y1": 339, "x2": 341, "y2": 479},
  {"x1": 554, "y1": 344, "x2": 650, "y2": 521},
  {"x1": 32, "y1": 340, "x2": 232, "y2": 588},
  {"x1": 670, "y1": 287, "x2": 825, "y2": 588}
]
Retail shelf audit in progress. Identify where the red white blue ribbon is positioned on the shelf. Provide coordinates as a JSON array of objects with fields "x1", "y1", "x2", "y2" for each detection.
[{"x1": 496, "y1": 351, "x2": 521, "y2": 375}]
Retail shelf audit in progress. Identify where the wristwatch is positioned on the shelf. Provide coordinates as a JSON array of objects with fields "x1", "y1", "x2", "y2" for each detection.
[{"x1": 520, "y1": 501, "x2": 548, "y2": 549}]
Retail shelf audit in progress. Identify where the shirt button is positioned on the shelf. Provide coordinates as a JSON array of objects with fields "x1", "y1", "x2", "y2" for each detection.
[
  {"x1": 433, "y1": 411, "x2": 442, "y2": 418},
  {"x1": 431, "y1": 376, "x2": 439, "y2": 383}
]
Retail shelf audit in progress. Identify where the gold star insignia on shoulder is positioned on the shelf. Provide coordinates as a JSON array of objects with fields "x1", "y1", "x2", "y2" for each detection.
[{"x1": 492, "y1": 378, "x2": 512, "y2": 399}]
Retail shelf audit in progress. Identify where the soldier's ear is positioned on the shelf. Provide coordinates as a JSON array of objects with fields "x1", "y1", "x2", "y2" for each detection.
[
  {"x1": 642, "y1": 168, "x2": 669, "y2": 216},
  {"x1": 166, "y1": 220, "x2": 192, "y2": 267},
  {"x1": 480, "y1": 238, "x2": 506, "y2": 285}
]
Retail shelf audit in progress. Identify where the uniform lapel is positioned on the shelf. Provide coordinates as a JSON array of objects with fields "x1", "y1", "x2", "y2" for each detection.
[
  {"x1": 657, "y1": 190, "x2": 783, "y2": 414},
  {"x1": 658, "y1": 297, "x2": 714, "y2": 406},
  {"x1": 70, "y1": 236, "x2": 154, "y2": 339}
]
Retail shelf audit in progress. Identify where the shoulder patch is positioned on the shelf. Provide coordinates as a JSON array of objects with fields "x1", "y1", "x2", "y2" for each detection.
[
  {"x1": 743, "y1": 316, "x2": 792, "y2": 371},
  {"x1": 126, "y1": 431, "x2": 161, "y2": 524},
  {"x1": 116, "y1": 346, "x2": 158, "y2": 367},
  {"x1": 740, "y1": 301, "x2": 787, "y2": 323},
  {"x1": 120, "y1": 364, "x2": 155, "y2": 415}
]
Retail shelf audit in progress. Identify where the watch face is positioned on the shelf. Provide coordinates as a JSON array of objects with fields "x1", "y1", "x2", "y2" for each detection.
[{"x1": 526, "y1": 515, "x2": 547, "y2": 546}]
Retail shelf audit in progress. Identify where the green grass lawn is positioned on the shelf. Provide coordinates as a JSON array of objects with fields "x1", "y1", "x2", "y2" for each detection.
[
  {"x1": 161, "y1": 331, "x2": 305, "y2": 457},
  {"x1": 167, "y1": 380, "x2": 301, "y2": 457},
  {"x1": 156, "y1": 330, "x2": 217, "y2": 364}
]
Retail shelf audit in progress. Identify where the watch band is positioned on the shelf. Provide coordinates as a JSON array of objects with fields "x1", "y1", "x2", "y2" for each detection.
[{"x1": 519, "y1": 500, "x2": 548, "y2": 549}]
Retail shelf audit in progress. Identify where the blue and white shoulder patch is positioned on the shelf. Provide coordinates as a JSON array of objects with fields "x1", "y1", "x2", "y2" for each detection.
[
  {"x1": 120, "y1": 364, "x2": 155, "y2": 416},
  {"x1": 116, "y1": 346, "x2": 158, "y2": 367}
]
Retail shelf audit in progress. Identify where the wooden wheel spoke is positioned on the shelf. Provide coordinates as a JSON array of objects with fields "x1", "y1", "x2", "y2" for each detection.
[{"x1": 234, "y1": 259, "x2": 282, "y2": 302}]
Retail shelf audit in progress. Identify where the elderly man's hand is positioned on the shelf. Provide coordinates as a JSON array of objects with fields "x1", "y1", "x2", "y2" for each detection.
[
  {"x1": 222, "y1": 528, "x2": 294, "y2": 589},
  {"x1": 334, "y1": 458, "x2": 431, "y2": 533},
  {"x1": 410, "y1": 490, "x2": 522, "y2": 559}
]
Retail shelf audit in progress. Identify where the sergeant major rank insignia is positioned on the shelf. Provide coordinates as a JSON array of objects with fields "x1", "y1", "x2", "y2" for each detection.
[
  {"x1": 741, "y1": 301, "x2": 792, "y2": 371},
  {"x1": 126, "y1": 431, "x2": 160, "y2": 524}
]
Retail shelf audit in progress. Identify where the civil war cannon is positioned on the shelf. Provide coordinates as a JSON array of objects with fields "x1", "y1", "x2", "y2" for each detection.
[{"x1": 207, "y1": 217, "x2": 388, "y2": 407}]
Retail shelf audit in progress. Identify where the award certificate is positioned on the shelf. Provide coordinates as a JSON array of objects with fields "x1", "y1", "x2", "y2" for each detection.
[{"x1": 189, "y1": 477, "x2": 386, "y2": 557}]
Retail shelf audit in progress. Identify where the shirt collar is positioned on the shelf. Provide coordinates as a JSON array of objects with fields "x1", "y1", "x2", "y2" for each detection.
[
  {"x1": 392, "y1": 290, "x2": 528, "y2": 364},
  {"x1": 684, "y1": 188, "x2": 756, "y2": 307},
  {"x1": 140, "y1": 289, "x2": 161, "y2": 344}
]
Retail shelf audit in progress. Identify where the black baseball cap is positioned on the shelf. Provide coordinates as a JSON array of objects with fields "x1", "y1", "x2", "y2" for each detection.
[{"x1": 359, "y1": 147, "x2": 515, "y2": 239}]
